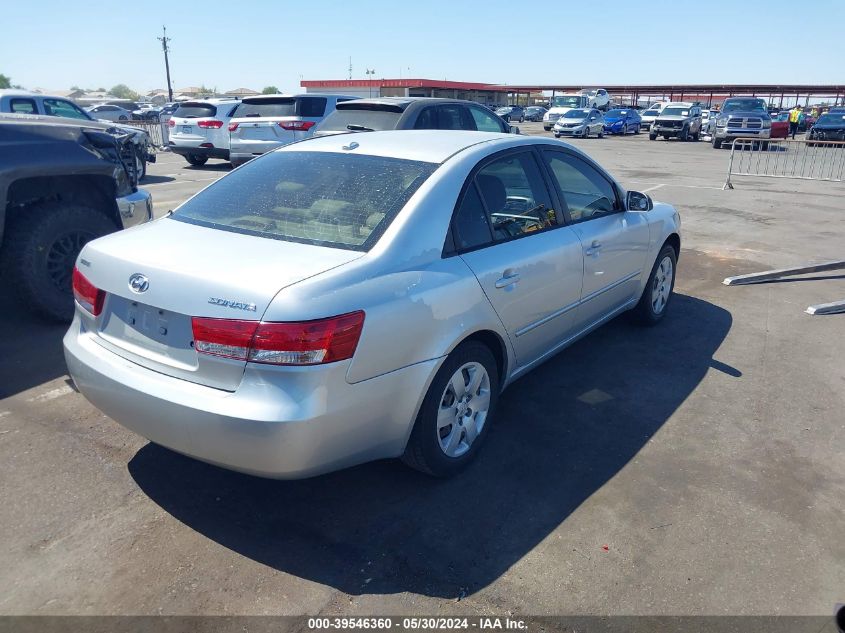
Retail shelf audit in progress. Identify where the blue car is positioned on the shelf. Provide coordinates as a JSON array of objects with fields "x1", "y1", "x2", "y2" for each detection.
[{"x1": 602, "y1": 108, "x2": 642, "y2": 135}]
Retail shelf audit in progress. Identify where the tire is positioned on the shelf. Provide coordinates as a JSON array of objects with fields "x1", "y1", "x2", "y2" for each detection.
[
  {"x1": 402, "y1": 341, "x2": 499, "y2": 477},
  {"x1": 649, "y1": 133, "x2": 657, "y2": 141},
  {"x1": 692, "y1": 129, "x2": 700, "y2": 141},
  {"x1": 543, "y1": 126, "x2": 551, "y2": 131},
  {"x1": 118, "y1": 115, "x2": 128, "y2": 121},
  {"x1": 631, "y1": 243, "x2": 677, "y2": 326},
  {"x1": 598, "y1": 129, "x2": 604, "y2": 138},
  {"x1": 185, "y1": 154, "x2": 208, "y2": 166},
  {"x1": 519, "y1": 116, "x2": 524, "y2": 123},
  {"x1": 622, "y1": 124, "x2": 628, "y2": 135},
  {"x1": 680, "y1": 127, "x2": 689, "y2": 141},
  {"x1": 554, "y1": 133, "x2": 560, "y2": 138},
  {"x1": 0, "y1": 202, "x2": 118, "y2": 322},
  {"x1": 712, "y1": 136, "x2": 722, "y2": 149},
  {"x1": 634, "y1": 124, "x2": 641, "y2": 134},
  {"x1": 134, "y1": 150, "x2": 147, "y2": 182},
  {"x1": 583, "y1": 126, "x2": 590, "y2": 139},
  {"x1": 761, "y1": 141, "x2": 770, "y2": 151}
]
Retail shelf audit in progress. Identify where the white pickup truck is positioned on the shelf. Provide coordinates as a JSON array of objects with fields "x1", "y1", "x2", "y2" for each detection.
[{"x1": 543, "y1": 89, "x2": 610, "y2": 130}]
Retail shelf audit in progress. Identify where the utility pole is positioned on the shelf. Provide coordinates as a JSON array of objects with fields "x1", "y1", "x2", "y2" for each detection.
[
  {"x1": 366, "y1": 69, "x2": 375, "y2": 97},
  {"x1": 158, "y1": 26, "x2": 173, "y2": 103},
  {"x1": 348, "y1": 57, "x2": 353, "y2": 80}
]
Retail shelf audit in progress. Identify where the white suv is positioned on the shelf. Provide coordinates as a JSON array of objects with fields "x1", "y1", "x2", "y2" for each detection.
[
  {"x1": 167, "y1": 99, "x2": 241, "y2": 166},
  {"x1": 228, "y1": 94, "x2": 358, "y2": 167}
]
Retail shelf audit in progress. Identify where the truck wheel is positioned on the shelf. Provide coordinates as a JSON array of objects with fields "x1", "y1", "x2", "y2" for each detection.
[
  {"x1": 1, "y1": 202, "x2": 118, "y2": 322},
  {"x1": 680, "y1": 127, "x2": 689, "y2": 141},
  {"x1": 649, "y1": 132, "x2": 657, "y2": 140},
  {"x1": 185, "y1": 154, "x2": 208, "y2": 166},
  {"x1": 712, "y1": 136, "x2": 722, "y2": 149},
  {"x1": 135, "y1": 151, "x2": 147, "y2": 181}
]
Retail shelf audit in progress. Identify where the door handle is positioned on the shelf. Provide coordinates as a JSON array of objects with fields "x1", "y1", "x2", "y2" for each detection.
[
  {"x1": 585, "y1": 240, "x2": 602, "y2": 256},
  {"x1": 495, "y1": 270, "x2": 521, "y2": 289}
]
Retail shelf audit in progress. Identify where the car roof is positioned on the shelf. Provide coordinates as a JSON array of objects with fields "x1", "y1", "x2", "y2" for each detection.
[
  {"x1": 665, "y1": 102, "x2": 694, "y2": 107},
  {"x1": 241, "y1": 93, "x2": 359, "y2": 101},
  {"x1": 280, "y1": 129, "x2": 545, "y2": 164},
  {"x1": 335, "y1": 97, "x2": 483, "y2": 111}
]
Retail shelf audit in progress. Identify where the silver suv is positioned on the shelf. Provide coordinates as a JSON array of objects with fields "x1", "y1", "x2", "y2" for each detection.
[{"x1": 650, "y1": 102, "x2": 703, "y2": 141}]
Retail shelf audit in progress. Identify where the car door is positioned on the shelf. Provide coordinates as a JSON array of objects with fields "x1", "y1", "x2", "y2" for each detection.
[
  {"x1": 540, "y1": 148, "x2": 650, "y2": 331},
  {"x1": 453, "y1": 149, "x2": 584, "y2": 369},
  {"x1": 589, "y1": 109, "x2": 602, "y2": 134}
]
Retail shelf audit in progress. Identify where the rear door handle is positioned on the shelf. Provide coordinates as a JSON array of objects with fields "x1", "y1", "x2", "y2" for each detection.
[
  {"x1": 585, "y1": 240, "x2": 602, "y2": 256},
  {"x1": 495, "y1": 270, "x2": 521, "y2": 289}
]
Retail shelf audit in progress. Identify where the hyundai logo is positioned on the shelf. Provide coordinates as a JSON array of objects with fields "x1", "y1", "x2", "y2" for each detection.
[{"x1": 128, "y1": 273, "x2": 150, "y2": 294}]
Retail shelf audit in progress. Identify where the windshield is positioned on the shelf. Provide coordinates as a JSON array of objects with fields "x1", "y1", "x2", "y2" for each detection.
[
  {"x1": 817, "y1": 114, "x2": 845, "y2": 125},
  {"x1": 643, "y1": 109, "x2": 660, "y2": 116},
  {"x1": 604, "y1": 109, "x2": 628, "y2": 117},
  {"x1": 563, "y1": 109, "x2": 590, "y2": 119},
  {"x1": 661, "y1": 107, "x2": 689, "y2": 116},
  {"x1": 551, "y1": 96, "x2": 584, "y2": 108},
  {"x1": 232, "y1": 97, "x2": 327, "y2": 118},
  {"x1": 721, "y1": 99, "x2": 767, "y2": 113},
  {"x1": 173, "y1": 151, "x2": 437, "y2": 251}
]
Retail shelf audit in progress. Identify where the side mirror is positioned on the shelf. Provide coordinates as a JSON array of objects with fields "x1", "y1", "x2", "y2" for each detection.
[
  {"x1": 627, "y1": 191, "x2": 653, "y2": 212},
  {"x1": 509, "y1": 125, "x2": 521, "y2": 135}
]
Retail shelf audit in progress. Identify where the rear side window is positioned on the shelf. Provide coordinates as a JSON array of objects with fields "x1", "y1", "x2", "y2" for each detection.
[
  {"x1": 437, "y1": 104, "x2": 473, "y2": 130},
  {"x1": 232, "y1": 97, "x2": 327, "y2": 118},
  {"x1": 174, "y1": 103, "x2": 217, "y2": 118},
  {"x1": 10, "y1": 98, "x2": 36, "y2": 114},
  {"x1": 318, "y1": 107, "x2": 403, "y2": 132},
  {"x1": 172, "y1": 151, "x2": 438, "y2": 251},
  {"x1": 452, "y1": 184, "x2": 493, "y2": 250}
]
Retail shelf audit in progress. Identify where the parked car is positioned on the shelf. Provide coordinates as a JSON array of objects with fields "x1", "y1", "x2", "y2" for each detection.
[
  {"x1": 603, "y1": 108, "x2": 642, "y2": 135},
  {"x1": 543, "y1": 94, "x2": 591, "y2": 130},
  {"x1": 63, "y1": 130, "x2": 680, "y2": 479},
  {"x1": 807, "y1": 112, "x2": 845, "y2": 143},
  {"x1": 315, "y1": 97, "x2": 518, "y2": 136},
  {"x1": 228, "y1": 94, "x2": 358, "y2": 167},
  {"x1": 582, "y1": 89, "x2": 610, "y2": 110},
  {"x1": 132, "y1": 104, "x2": 162, "y2": 121},
  {"x1": 828, "y1": 107, "x2": 845, "y2": 115},
  {"x1": 0, "y1": 90, "x2": 156, "y2": 179},
  {"x1": 167, "y1": 99, "x2": 241, "y2": 166},
  {"x1": 495, "y1": 106, "x2": 525, "y2": 123},
  {"x1": 160, "y1": 103, "x2": 180, "y2": 118},
  {"x1": 639, "y1": 103, "x2": 667, "y2": 131},
  {"x1": 85, "y1": 104, "x2": 134, "y2": 122},
  {"x1": 711, "y1": 98, "x2": 771, "y2": 149},
  {"x1": 650, "y1": 102, "x2": 703, "y2": 141},
  {"x1": 524, "y1": 106, "x2": 547, "y2": 122},
  {"x1": 0, "y1": 115, "x2": 153, "y2": 321},
  {"x1": 553, "y1": 108, "x2": 604, "y2": 138}
]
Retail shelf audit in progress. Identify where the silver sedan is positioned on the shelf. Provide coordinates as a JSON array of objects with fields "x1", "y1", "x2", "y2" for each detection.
[{"x1": 64, "y1": 131, "x2": 681, "y2": 479}]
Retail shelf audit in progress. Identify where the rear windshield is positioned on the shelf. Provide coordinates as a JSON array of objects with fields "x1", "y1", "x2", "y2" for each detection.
[
  {"x1": 317, "y1": 108, "x2": 403, "y2": 132},
  {"x1": 232, "y1": 96, "x2": 327, "y2": 118},
  {"x1": 174, "y1": 103, "x2": 217, "y2": 118},
  {"x1": 172, "y1": 151, "x2": 437, "y2": 251}
]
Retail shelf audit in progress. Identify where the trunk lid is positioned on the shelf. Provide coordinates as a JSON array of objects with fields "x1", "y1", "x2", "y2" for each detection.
[{"x1": 79, "y1": 218, "x2": 363, "y2": 390}]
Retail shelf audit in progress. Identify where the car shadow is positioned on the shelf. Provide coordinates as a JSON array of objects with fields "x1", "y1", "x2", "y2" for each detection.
[
  {"x1": 0, "y1": 285, "x2": 68, "y2": 399},
  {"x1": 139, "y1": 175, "x2": 175, "y2": 185},
  {"x1": 128, "y1": 293, "x2": 732, "y2": 599}
]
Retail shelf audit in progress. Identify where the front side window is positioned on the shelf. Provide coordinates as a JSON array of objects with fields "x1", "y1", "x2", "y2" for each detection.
[
  {"x1": 437, "y1": 104, "x2": 471, "y2": 130},
  {"x1": 43, "y1": 98, "x2": 89, "y2": 120},
  {"x1": 413, "y1": 107, "x2": 437, "y2": 129},
  {"x1": 542, "y1": 151, "x2": 618, "y2": 222},
  {"x1": 469, "y1": 106, "x2": 505, "y2": 132},
  {"x1": 173, "y1": 151, "x2": 437, "y2": 251},
  {"x1": 475, "y1": 152, "x2": 557, "y2": 241}
]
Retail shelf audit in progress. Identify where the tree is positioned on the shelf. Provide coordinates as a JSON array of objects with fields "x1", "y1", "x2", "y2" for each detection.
[
  {"x1": 262, "y1": 86, "x2": 280, "y2": 94},
  {"x1": 0, "y1": 74, "x2": 11, "y2": 89},
  {"x1": 109, "y1": 84, "x2": 140, "y2": 100}
]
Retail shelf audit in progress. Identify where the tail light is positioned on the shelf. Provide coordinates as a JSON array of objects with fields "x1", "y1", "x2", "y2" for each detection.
[
  {"x1": 278, "y1": 120, "x2": 316, "y2": 131},
  {"x1": 197, "y1": 120, "x2": 224, "y2": 129},
  {"x1": 168, "y1": 118, "x2": 175, "y2": 128},
  {"x1": 72, "y1": 267, "x2": 105, "y2": 316},
  {"x1": 228, "y1": 122, "x2": 239, "y2": 132},
  {"x1": 191, "y1": 311, "x2": 365, "y2": 366}
]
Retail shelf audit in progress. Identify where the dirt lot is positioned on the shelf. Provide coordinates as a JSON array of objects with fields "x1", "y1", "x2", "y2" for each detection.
[{"x1": 1, "y1": 128, "x2": 843, "y2": 616}]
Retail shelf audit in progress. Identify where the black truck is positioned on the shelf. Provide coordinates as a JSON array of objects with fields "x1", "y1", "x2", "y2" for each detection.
[{"x1": 0, "y1": 116, "x2": 153, "y2": 321}]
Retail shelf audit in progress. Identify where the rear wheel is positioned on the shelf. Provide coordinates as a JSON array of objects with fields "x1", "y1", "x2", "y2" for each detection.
[
  {"x1": 185, "y1": 154, "x2": 208, "y2": 166},
  {"x1": 632, "y1": 244, "x2": 677, "y2": 326},
  {"x1": 1, "y1": 202, "x2": 118, "y2": 321},
  {"x1": 518, "y1": 116, "x2": 524, "y2": 123},
  {"x1": 402, "y1": 341, "x2": 499, "y2": 477}
]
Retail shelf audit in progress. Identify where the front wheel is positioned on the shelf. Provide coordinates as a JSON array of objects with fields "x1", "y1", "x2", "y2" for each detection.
[
  {"x1": 631, "y1": 244, "x2": 677, "y2": 326},
  {"x1": 519, "y1": 116, "x2": 524, "y2": 123},
  {"x1": 598, "y1": 129, "x2": 604, "y2": 138},
  {"x1": 402, "y1": 341, "x2": 499, "y2": 477},
  {"x1": 622, "y1": 124, "x2": 628, "y2": 135},
  {"x1": 634, "y1": 124, "x2": 641, "y2": 134},
  {"x1": 712, "y1": 136, "x2": 722, "y2": 149},
  {"x1": 649, "y1": 133, "x2": 657, "y2": 140},
  {"x1": 680, "y1": 127, "x2": 689, "y2": 141},
  {"x1": 554, "y1": 132, "x2": 561, "y2": 138}
]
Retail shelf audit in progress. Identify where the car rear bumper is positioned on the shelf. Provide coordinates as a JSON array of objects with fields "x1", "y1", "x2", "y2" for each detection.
[
  {"x1": 115, "y1": 188, "x2": 153, "y2": 229},
  {"x1": 168, "y1": 143, "x2": 230, "y2": 160},
  {"x1": 64, "y1": 321, "x2": 440, "y2": 479}
]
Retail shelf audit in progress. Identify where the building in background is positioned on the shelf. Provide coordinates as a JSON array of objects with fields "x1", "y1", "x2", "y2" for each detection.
[{"x1": 300, "y1": 78, "x2": 517, "y2": 107}]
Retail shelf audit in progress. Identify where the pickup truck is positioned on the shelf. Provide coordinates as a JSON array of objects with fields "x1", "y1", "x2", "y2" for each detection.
[
  {"x1": 711, "y1": 97, "x2": 772, "y2": 149},
  {"x1": 0, "y1": 116, "x2": 153, "y2": 321}
]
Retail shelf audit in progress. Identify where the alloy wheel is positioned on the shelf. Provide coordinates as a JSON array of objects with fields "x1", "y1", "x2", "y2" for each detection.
[{"x1": 45, "y1": 230, "x2": 93, "y2": 291}]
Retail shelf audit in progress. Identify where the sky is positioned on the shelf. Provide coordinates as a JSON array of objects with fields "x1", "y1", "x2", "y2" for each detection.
[{"x1": 2, "y1": 0, "x2": 843, "y2": 95}]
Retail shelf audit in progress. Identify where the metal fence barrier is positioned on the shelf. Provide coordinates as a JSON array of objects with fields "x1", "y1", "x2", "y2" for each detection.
[
  {"x1": 122, "y1": 117, "x2": 169, "y2": 149},
  {"x1": 723, "y1": 137, "x2": 845, "y2": 189}
]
